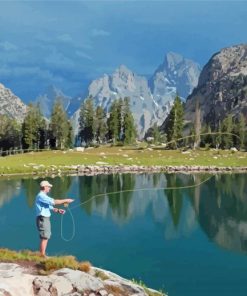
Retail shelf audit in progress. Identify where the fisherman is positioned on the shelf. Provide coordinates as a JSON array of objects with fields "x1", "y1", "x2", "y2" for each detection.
[{"x1": 35, "y1": 180, "x2": 74, "y2": 257}]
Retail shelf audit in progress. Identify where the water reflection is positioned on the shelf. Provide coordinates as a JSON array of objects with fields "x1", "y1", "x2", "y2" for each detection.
[
  {"x1": 190, "y1": 174, "x2": 247, "y2": 254},
  {"x1": 21, "y1": 177, "x2": 73, "y2": 208},
  {"x1": 0, "y1": 173, "x2": 247, "y2": 254},
  {"x1": 0, "y1": 178, "x2": 21, "y2": 208}
]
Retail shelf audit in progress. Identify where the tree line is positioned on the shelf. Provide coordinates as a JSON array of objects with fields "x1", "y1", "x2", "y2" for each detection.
[
  {"x1": 0, "y1": 96, "x2": 137, "y2": 153},
  {"x1": 0, "y1": 94, "x2": 246, "y2": 153},
  {"x1": 78, "y1": 96, "x2": 136, "y2": 146},
  {"x1": 148, "y1": 95, "x2": 246, "y2": 150}
]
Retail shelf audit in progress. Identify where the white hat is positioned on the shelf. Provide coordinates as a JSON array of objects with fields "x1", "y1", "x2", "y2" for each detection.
[{"x1": 40, "y1": 180, "x2": 53, "y2": 188}]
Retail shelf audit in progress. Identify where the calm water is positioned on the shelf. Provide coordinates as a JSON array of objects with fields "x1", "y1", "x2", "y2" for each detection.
[{"x1": 0, "y1": 173, "x2": 247, "y2": 296}]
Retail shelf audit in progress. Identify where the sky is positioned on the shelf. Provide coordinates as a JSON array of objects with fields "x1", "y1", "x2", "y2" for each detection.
[{"x1": 0, "y1": 0, "x2": 246, "y2": 102}]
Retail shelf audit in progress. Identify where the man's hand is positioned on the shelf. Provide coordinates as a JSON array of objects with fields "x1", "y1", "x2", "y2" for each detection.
[
  {"x1": 53, "y1": 208, "x2": 66, "y2": 214},
  {"x1": 66, "y1": 198, "x2": 74, "y2": 203},
  {"x1": 58, "y1": 209, "x2": 66, "y2": 214}
]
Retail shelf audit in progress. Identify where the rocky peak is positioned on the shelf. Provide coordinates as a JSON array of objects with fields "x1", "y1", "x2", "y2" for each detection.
[
  {"x1": 149, "y1": 52, "x2": 201, "y2": 100},
  {"x1": 185, "y1": 44, "x2": 247, "y2": 129},
  {"x1": 87, "y1": 65, "x2": 154, "y2": 137},
  {"x1": 0, "y1": 83, "x2": 27, "y2": 122}
]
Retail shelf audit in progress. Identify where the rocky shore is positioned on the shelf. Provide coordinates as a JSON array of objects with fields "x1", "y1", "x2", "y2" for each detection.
[
  {"x1": 2, "y1": 164, "x2": 246, "y2": 178},
  {"x1": 0, "y1": 262, "x2": 164, "y2": 296},
  {"x1": 29, "y1": 164, "x2": 247, "y2": 177}
]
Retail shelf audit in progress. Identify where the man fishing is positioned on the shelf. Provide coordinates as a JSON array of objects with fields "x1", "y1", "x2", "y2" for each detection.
[{"x1": 35, "y1": 180, "x2": 74, "y2": 257}]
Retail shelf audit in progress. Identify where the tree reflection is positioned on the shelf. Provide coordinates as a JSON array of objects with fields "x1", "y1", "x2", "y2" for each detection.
[
  {"x1": 78, "y1": 173, "x2": 135, "y2": 222},
  {"x1": 22, "y1": 176, "x2": 72, "y2": 208},
  {"x1": 22, "y1": 178, "x2": 40, "y2": 208},
  {"x1": 165, "y1": 174, "x2": 184, "y2": 228}
]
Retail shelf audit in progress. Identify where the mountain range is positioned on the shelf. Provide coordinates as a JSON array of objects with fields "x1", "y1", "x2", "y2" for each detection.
[
  {"x1": 1, "y1": 45, "x2": 246, "y2": 140},
  {"x1": 71, "y1": 52, "x2": 200, "y2": 136},
  {"x1": 15, "y1": 51, "x2": 200, "y2": 137}
]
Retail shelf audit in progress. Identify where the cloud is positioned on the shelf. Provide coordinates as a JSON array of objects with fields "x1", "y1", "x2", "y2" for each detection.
[
  {"x1": 44, "y1": 49, "x2": 75, "y2": 69},
  {"x1": 75, "y1": 50, "x2": 93, "y2": 61},
  {"x1": 0, "y1": 41, "x2": 17, "y2": 51},
  {"x1": 92, "y1": 29, "x2": 110, "y2": 37},
  {"x1": 57, "y1": 34, "x2": 72, "y2": 42}
]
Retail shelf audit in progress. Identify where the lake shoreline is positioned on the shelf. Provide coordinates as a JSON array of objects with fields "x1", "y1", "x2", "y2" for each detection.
[{"x1": 1, "y1": 164, "x2": 247, "y2": 178}]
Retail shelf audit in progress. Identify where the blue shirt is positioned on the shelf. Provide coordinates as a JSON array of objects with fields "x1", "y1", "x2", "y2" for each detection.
[{"x1": 35, "y1": 191, "x2": 55, "y2": 217}]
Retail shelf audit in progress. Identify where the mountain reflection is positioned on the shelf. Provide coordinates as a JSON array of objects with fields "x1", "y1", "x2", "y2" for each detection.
[
  {"x1": 190, "y1": 174, "x2": 247, "y2": 254},
  {"x1": 0, "y1": 178, "x2": 21, "y2": 208}
]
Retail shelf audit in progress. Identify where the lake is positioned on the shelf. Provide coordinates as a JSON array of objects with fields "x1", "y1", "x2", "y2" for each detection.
[{"x1": 0, "y1": 173, "x2": 247, "y2": 296}]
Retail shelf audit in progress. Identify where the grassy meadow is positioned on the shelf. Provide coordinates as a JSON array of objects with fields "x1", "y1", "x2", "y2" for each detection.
[{"x1": 0, "y1": 146, "x2": 246, "y2": 175}]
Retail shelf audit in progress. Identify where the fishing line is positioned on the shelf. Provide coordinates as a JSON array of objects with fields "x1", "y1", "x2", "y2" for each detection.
[
  {"x1": 60, "y1": 175, "x2": 213, "y2": 242},
  {"x1": 162, "y1": 132, "x2": 240, "y2": 147},
  {"x1": 59, "y1": 130, "x2": 242, "y2": 241},
  {"x1": 60, "y1": 206, "x2": 75, "y2": 242}
]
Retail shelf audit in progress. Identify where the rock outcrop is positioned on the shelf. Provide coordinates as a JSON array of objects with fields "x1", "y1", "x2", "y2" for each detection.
[
  {"x1": 0, "y1": 83, "x2": 28, "y2": 122},
  {"x1": 184, "y1": 44, "x2": 247, "y2": 129},
  {"x1": 0, "y1": 263, "x2": 165, "y2": 296}
]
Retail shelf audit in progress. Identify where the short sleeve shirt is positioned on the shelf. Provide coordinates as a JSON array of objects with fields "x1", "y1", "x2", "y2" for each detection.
[{"x1": 35, "y1": 191, "x2": 55, "y2": 217}]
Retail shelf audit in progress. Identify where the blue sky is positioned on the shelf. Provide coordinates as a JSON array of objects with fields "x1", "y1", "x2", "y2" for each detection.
[{"x1": 0, "y1": 0, "x2": 246, "y2": 102}]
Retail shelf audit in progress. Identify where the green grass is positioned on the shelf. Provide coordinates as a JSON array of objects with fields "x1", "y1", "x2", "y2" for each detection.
[
  {"x1": 0, "y1": 248, "x2": 91, "y2": 274},
  {"x1": 131, "y1": 278, "x2": 166, "y2": 296},
  {"x1": 0, "y1": 146, "x2": 246, "y2": 175}
]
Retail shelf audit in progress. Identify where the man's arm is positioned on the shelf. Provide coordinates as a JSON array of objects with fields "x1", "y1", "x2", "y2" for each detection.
[{"x1": 54, "y1": 198, "x2": 74, "y2": 206}]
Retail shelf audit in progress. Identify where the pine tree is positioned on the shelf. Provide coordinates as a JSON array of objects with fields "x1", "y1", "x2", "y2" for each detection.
[
  {"x1": 66, "y1": 120, "x2": 74, "y2": 148},
  {"x1": 153, "y1": 123, "x2": 160, "y2": 144},
  {"x1": 150, "y1": 122, "x2": 161, "y2": 144},
  {"x1": 107, "y1": 100, "x2": 120, "y2": 144},
  {"x1": 22, "y1": 104, "x2": 45, "y2": 149},
  {"x1": 193, "y1": 98, "x2": 201, "y2": 149},
  {"x1": 166, "y1": 95, "x2": 184, "y2": 148},
  {"x1": 221, "y1": 114, "x2": 233, "y2": 149},
  {"x1": 78, "y1": 96, "x2": 95, "y2": 145},
  {"x1": 95, "y1": 106, "x2": 107, "y2": 144},
  {"x1": 215, "y1": 121, "x2": 222, "y2": 149},
  {"x1": 49, "y1": 100, "x2": 71, "y2": 149},
  {"x1": 0, "y1": 115, "x2": 21, "y2": 150},
  {"x1": 201, "y1": 124, "x2": 213, "y2": 148},
  {"x1": 236, "y1": 113, "x2": 246, "y2": 150},
  {"x1": 122, "y1": 97, "x2": 136, "y2": 144},
  {"x1": 117, "y1": 98, "x2": 123, "y2": 140}
]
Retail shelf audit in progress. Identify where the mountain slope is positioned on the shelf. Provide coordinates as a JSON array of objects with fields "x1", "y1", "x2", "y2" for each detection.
[
  {"x1": 184, "y1": 44, "x2": 247, "y2": 129},
  {"x1": 0, "y1": 83, "x2": 27, "y2": 122}
]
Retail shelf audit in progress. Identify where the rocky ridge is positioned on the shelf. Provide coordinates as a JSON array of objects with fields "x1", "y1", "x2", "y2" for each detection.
[
  {"x1": 0, "y1": 83, "x2": 28, "y2": 122},
  {"x1": 0, "y1": 263, "x2": 164, "y2": 296},
  {"x1": 184, "y1": 44, "x2": 247, "y2": 129},
  {"x1": 72, "y1": 53, "x2": 200, "y2": 138}
]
